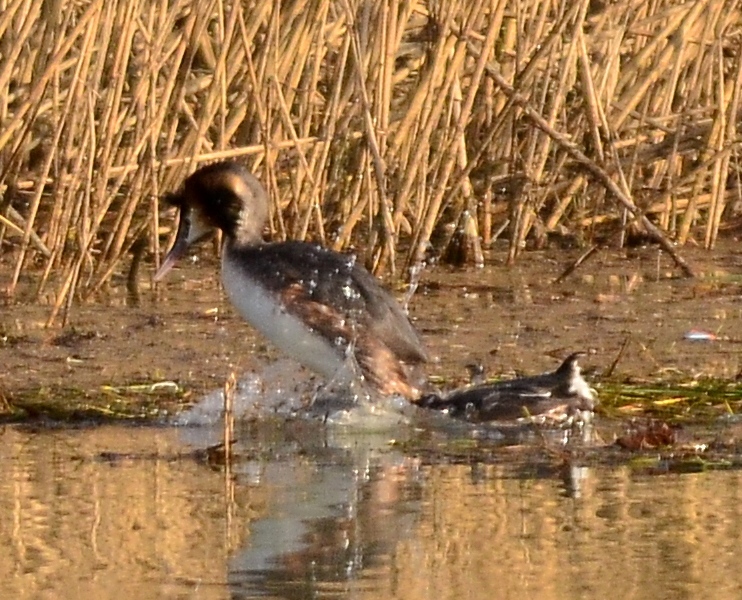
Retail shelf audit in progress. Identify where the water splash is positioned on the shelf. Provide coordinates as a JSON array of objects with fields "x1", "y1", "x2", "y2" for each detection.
[
  {"x1": 402, "y1": 262, "x2": 425, "y2": 313},
  {"x1": 171, "y1": 357, "x2": 414, "y2": 429},
  {"x1": 172, "y1": 358, "x2": 318, "y2": 426}
]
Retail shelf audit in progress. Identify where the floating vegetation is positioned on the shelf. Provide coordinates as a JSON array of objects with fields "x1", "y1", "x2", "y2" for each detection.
[
  {"x1": 398, "y1": 415, "x2": 742, "y2": 478},
  {"x1": 6, "y1": 375, "x2": 742, "y2": 426},
  {"x1": 0, "y1": 381, "x2": 191, "y2": 424},
  {"x1": 386, "y1": 376, "x2": 742, "y2": 475},
  {"x1": 596, "y1": 379, "x2": 742, "y2": 422}
]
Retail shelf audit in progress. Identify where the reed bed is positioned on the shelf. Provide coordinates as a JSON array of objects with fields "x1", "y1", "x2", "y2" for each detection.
[{"x1": 0, "y1": 0, "x2": 740, "y2": 323}]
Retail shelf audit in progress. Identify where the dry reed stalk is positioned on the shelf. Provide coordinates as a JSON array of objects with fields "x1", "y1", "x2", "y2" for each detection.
[
  {"x1": 615, "y1": 2, "x2": 711, "y2": 126},
  {"x1": 1, "y1": 205, "x2": 50, "y2": 257},
  {"x1": 291, "y1": 4, "x2": 332, "y2": 239},
  {"x1": 706, "y1": 43, "x2": 742, "y2": 249},
  {"x1": 332, "y1": 162, "x2": 367, "y2": 250},
  {"x1": 6, "y1": 2, "x2": 101, "y2": 294},
  {"x1": 311, "y1": 32, "x2": 353, "y2": 248},
  {"x1": 223, "y1": 371, "x2": 236, "y2": 471},
  {"x1": 426, "y1": 6, "x2": 503, "y2": 263},
  {"x1": 406, "y1": 1, "x2": 489, "y2": 268},
  {"x1": 511, "y1": 0, "x2": 589, "y2": 252},
  {"x1": 83, "y1": 2, "x2": 149, "y2": 293},
  {"x1": 439, "y1": 0, "x2": 585, "y2": 261},
  {"x1": 343, "y1": 0, "x2": 397, "y2": 273},
  {"x1": 546, "y1": 175, "x2": 586, "y2": 231},
  {"x1": 271, "y1": 76, "x2": 326, "y2": 243},
  {"x1": 363, "y1": 0, "x2": 398, "y2": 272},
  {"x1": 391, "y1": 5, "x2": 457, "y2": 214},
  {"x1": 4, "y1": 0, "x2": 742, "y2": 322},
  {"x1": 469, "y1": 37, "x2": 696, "y2": 276},
  {"x1": 0, "y1": 1, "x2": 43, "y2": 145}
]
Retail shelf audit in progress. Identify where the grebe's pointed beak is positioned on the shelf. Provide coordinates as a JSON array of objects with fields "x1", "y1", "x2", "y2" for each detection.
[
  {"x1": 154, "y1": 205, "x2": 212, "y2": 282},
  {"x1": 154, "y1": 237, "x2": 189, "y2": 282}
]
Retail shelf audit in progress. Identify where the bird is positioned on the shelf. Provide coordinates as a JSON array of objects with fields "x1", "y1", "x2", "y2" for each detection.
[
  {"x1": 154, "y1": 160, "x2": 428, "y2": 401},
  {"x1": 419, "y1": 352, "x2": 596, "y2": 424}
]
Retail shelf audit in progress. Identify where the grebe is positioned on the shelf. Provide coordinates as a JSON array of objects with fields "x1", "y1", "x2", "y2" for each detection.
[
  {"x1": 420, "y1": 353, "x2": 595, "y2": 424},
  {"x1": 154, "y1": 161, "x2": 428, "y2": 400}
]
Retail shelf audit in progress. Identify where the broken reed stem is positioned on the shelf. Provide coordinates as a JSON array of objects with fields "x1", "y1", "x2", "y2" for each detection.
[
  {"x1": 4, "y1": 0, "x2": 740, "y2": 319},
  {"x1": 223, "y1": 371, "x2": 236, "y2": 470},
  {"x1": 222, "y1": 370, "x2": 236, "y2": 550},
  {"x1": 555, "y1": 245, "x2": 599, "y2": 283},
  {"x1": 606, "y1": 336, "x2": 631, "y2": 379}
]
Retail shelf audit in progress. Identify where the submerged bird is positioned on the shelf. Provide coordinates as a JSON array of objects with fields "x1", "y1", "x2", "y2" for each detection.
[
  {"x1": 154, "y1": 161, "x2": 428, "y2": 400},
  {"x1": 419, "y1": 353, "x2": 596, "y2": 424}
]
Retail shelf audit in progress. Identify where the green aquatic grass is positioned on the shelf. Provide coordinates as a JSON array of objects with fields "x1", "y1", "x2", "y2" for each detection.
[
  {"x1": 0, "y1": 381, "x2": 192, "y2": 423},
  {"x1": 596, "y1": 378, "x2": 742, "y2": 422},
  {"x1": 4, "y1": 375, "x2": 742, "y2": 426}
]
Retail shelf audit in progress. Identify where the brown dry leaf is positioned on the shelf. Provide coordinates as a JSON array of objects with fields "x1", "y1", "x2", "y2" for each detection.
[{"x1": 616, "y1": 420, "x2": 677, "y2": 451}]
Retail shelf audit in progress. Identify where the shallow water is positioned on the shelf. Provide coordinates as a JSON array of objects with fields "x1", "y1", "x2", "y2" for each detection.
[
  {"x1": 3, "y1": 243, "x2": 742, "y2": 598},
  {"x1": 2, "y1": 421, "x2": 742, "y2": 600},
  {"x1": 3, "y1": 242, "x2": 742, "y2": 395}
]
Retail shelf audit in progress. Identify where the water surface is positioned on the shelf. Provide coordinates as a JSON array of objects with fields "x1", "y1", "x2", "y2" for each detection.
[
  {"x1": 3, "y1": 422, "x2": 742, "y2": 599},
  {"x1": 3, "y1": 243, "x2": 742, "y2": 598}
]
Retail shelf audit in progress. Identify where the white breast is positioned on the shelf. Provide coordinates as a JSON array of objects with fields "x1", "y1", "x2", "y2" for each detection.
[{"x1": 221, "y1": 252, "x2": 346, "y2": 379}]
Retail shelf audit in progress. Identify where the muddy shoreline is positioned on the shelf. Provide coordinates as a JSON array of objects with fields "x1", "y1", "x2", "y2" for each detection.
[{"x1": 2, "y1": 243, "x2": 742, "y2": 420}]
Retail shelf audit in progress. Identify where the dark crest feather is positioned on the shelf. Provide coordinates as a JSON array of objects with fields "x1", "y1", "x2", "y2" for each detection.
[{"x1": 161, "y1": 191, "x2": 184, "y2": 208}]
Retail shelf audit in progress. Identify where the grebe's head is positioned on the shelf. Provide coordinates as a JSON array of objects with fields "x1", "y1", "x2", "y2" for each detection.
[{"x1": 154, "y1": 161, "x2": 268, "y2": 281}]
